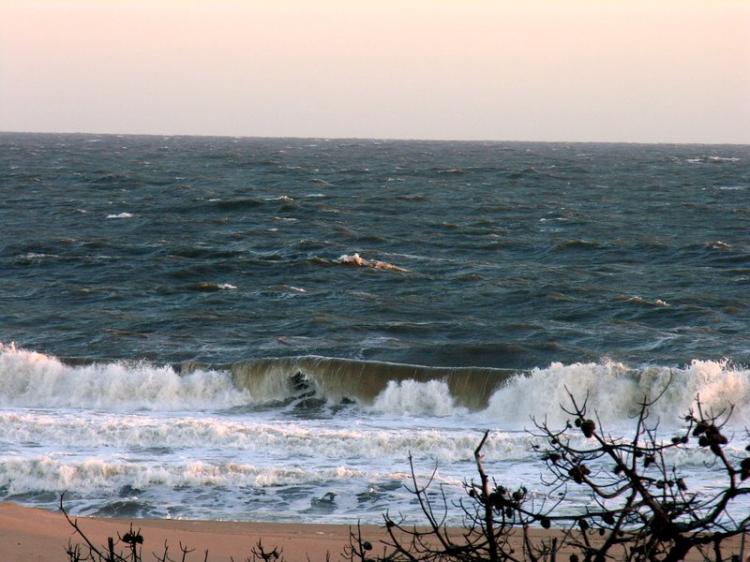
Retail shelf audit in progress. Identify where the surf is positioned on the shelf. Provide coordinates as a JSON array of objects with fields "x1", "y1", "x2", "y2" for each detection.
[{"x1": 1, "y1": 344, "x2": 748, "y2": 426}]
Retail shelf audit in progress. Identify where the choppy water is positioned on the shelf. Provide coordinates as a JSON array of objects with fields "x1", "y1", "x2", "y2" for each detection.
[{"x1": 1, "y1": 133, "x2": 749, "y2": 523}]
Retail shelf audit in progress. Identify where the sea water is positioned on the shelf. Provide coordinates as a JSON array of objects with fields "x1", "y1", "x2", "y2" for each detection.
[{"x1": 1, "y1": 133, "x2": 748, "y2": 523}]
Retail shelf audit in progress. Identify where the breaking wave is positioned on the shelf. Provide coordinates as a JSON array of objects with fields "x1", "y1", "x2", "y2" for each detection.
[
  {"x1": 0, "y1": 411, "x2": 535, "y2": 463},
  {"x1": 335, "y1": 253, "x2": 409, "y2": 272},
  {"x1": 230, "y1": 356, "x2": 750, "y2": 425},
  {"x1": 1, "y1": 344, "x2": 748, "y2": 424},
  {"x1": 229, "y1": 356, "x2": 510, "y2": 410},
  {"x1": 0, "y1": 343, "x2": 249, "y2": 410},
  {"x1": 0, "y1": 456, "x2": 368, "y2": 495},
  {"x1": 483, "y1": 359, "x2": 750, "y2": 427}
]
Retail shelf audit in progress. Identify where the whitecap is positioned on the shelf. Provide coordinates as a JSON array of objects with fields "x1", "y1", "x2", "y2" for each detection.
[
  {"x1": 336, "y1": 253, "x2": 408, "y2": 272},
  {"x1": 371, "y1": 380, "x2": 465, "y2": 417},
  {"x1": 481, "y1": 359, "x2": 750, "y2": 428},
  {"x1": 191, "y1": 282, "x2": 237, "y2": 292},
  {"x1": 614, "y1": 294, "x2": 670, "y2": 308},
  {"x1": 20, "y1": 252, "x2": 58, "y2": 260},
  {"x1": 0, "y1": 343, "x2": 250, "y2": 411},
  {"x1": 266, "y1": 195, "x2": 295, "y2": 203},
  {"x1": 0, "y1": 456, "x2": 367, "y2": 494}
]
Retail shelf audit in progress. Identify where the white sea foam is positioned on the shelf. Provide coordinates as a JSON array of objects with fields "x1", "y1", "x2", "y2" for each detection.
[
  {"x1": 106, "y1": 212, "x2": 133, "y2": 219},
  {"x1": 2, "y1": 344, "x2": 748, "y2": 427},
  {"x1": 615, "y1": 294, "x2": 670, "y2": 307},
  {"x1": 2, "y1": 343, "x2": 749, "y2": 523},
  {"x1": 686, "y1": 156, "x2": 740, "y2": 164},
  {"x1": 355, "y1": 359, "x2": 750, "y2": 430},
  {"x1": 20, "y1": 252, "x2": 59, "y2": 260},
  {"x1": 266, "y1": 195, "x2": 294, "y2": 203},
  {"x1": 371, "y1": 380, "x2": 466, "y2": 417},
  {"x1": 0, "y1": 413, "x2": 533, "y2": 464},
  {"x1": 336, "y1": 253, "x2": 408, "y2": 272},
  {"x1": 0, "y1": 456, "x2": 367, "y2": 494},
  {"x1": 482, "y1": 359, "x2": 750, "y2": 428},
  {"x1": 0, "y1": 343, "x2": 249, "y2": 410}
]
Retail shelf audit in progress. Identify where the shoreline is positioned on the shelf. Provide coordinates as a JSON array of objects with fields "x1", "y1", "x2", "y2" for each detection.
[
  {"x1": 1, "y1": 502, "x2": 746, "y2": 562},
  {"x1": 0, "y1": 502, "x2": 372, "y2": 562},
  {"x1": 0, "y1": 502, "x2": 579, "y2": 562}
]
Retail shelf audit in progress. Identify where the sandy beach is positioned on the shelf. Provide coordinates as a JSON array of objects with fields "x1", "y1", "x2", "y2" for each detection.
[
  {"x1": 0, "y1": 503, "x2": 373, "y2": 562},
  {"x1": 2, "y1": 502, "x2": 747, "y2": 562}
]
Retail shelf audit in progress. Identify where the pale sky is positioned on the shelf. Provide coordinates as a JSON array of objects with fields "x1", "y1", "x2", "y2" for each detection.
[{"x1": 1, "y1": 0, "x2": 748, "y2": 143}]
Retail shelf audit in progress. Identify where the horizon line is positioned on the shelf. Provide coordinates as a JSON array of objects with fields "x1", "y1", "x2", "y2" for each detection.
[{"x1": 1, "y1": 129, "x2": 748, "y2": 148}]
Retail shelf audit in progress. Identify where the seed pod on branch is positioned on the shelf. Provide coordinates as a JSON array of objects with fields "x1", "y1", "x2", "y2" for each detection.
[
  {"x1": 693, "y1": 421, "x2": 709, "y2": 436},
  {"x1": 740, "y1": 458, "x2": 750, "y2": 480},
  {"x1": 581, "y1": 419, "x2": 596, "y2": 438},
  {"x1": 569, "y1": 464, "x2": 591, "y2": 484}
]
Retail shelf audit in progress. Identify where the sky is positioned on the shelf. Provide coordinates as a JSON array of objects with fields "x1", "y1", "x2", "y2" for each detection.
[{"x1": 1, "y1": 0, "x2": 748, "y2": 143}]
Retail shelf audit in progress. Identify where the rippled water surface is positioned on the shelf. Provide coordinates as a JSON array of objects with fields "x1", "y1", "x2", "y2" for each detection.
[{"x1": 1, "y1": 133, "x2": 749, "y2": 522}]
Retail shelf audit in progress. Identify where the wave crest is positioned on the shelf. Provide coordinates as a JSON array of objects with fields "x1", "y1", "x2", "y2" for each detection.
[
  {"x1": 1, "y1": 344, "x2": 747, "y2": 424},
  {"x1": 0, "y1": 343, "x2": 249, "y2": 410},
  {"x1": 371, "y1": 380, "x2": 466, "y2": 416},
  {"x1": 483, "y1": 359, "x2": 750, "y2": 427}
]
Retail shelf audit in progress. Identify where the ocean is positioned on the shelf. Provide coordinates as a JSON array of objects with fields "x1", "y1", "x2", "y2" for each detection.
[{"x1": 1, "y1": 132, "x2": 749, "y2": 523}]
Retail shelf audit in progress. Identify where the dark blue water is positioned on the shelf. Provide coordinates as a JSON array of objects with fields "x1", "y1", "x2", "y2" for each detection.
[
  {"x1": 2, "y1": 132, "x2": 749, "y2": 369},
  {"x1": 2, "y1": 133, "x2": 750, "y2": 524}
]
